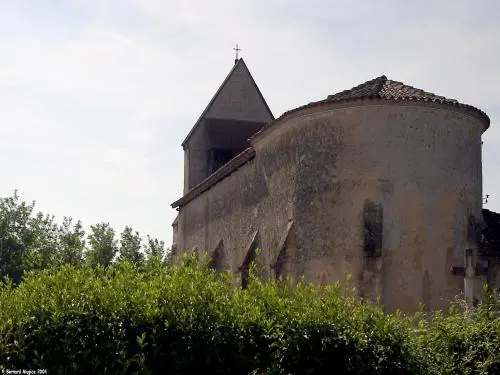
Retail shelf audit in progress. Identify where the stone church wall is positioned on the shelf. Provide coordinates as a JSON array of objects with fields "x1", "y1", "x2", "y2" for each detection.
[
  {"x1": 177, "y1": 144, "x2": 295, "y2": 282},
  {"x1": 177, "y1": 100, "x2": 485, "y2": 313}
]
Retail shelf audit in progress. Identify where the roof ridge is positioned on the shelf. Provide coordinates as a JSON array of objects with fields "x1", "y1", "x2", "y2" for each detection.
[
  {"x1": 180, "y1": 59, "x2": 274, "y2": 148},
  {"x1": 327, "y1": 75, "x2": 389, "y2": 102},
  {"x1": 375, "y1": 75, "x2": 388, "y2": 96},
  {"x1": 249, "y1": 75, "x2": 490, "y2": 142}
]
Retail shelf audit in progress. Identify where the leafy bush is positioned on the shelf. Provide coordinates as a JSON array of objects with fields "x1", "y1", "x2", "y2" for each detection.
[
  {"x1": 414, "y1": 289, "x2": 500, "y2": 375},
  {"x1": 0, "y1": 256, "x2": 498, "y2": 374}
]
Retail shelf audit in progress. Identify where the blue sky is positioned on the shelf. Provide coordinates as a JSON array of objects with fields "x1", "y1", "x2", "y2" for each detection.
[{"x1": 1, "y1": 0, "x2": 499, "y2": 246}]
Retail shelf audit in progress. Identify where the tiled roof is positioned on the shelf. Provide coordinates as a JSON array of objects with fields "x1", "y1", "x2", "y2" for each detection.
[
  {"x1": 171, "y1": 147, "x2": 256, "y2": 208},
  {"x1": 327, "y1": 76, "x2": 459, "y2": 104},
  {"x1": 481, "y1": 209, "x2": 500, "y2": 257},
  {"x1": 173, "y1": 75, "x2": 492, "y2": 209},
  {"x1": 250, "y1": 75, "x2": 489, "y2": 142}
]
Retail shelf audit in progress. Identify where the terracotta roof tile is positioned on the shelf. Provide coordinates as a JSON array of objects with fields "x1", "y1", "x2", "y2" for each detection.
[
  {"x1": 328, "y1": 75, "x2": 460, "y2": 104},
  {"x1": 250, "y1": 75, "x2": 489, "y2": 142},
  {"x1": 326, "y1": 75, "x2": 387, "y2": 101},
  {"x1": 173, "y1": 75, "x2": 491, "y2": 209}
]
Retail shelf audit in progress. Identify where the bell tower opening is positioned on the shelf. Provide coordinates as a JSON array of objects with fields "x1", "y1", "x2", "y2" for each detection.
[
  {"x1": 208, "y1": 148, "x2": 234, "y2": 174},
  {"x1": 180, "y1": 58, "x2": 274, "y2": 192}
]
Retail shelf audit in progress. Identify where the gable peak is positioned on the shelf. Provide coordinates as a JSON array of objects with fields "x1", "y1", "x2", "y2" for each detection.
[
  {"x1": 326, "y1": 75, "x2": 458, "y2": 104},
  {"x1": 181, "y1": 57, "x2": 274, "y2": 148}
]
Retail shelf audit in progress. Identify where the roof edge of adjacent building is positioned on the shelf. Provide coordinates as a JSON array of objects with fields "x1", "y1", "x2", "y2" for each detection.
[{"x1": 481, "y1": 208, "x2": 500, "y2": 257}]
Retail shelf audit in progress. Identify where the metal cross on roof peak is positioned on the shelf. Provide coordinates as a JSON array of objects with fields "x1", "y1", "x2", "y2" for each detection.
[{"x1": 233, "y1": 44, "x2": 242, "y2": 63}]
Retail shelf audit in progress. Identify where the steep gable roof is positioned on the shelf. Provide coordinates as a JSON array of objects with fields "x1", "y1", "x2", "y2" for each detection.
[{"x1": 181, "y1": 58, "x2": 274, "y2": 148}]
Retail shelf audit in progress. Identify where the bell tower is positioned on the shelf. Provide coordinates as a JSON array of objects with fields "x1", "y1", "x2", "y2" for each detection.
[{"x1": 181, "y1": 57, "x2": 274, "y2": 193}]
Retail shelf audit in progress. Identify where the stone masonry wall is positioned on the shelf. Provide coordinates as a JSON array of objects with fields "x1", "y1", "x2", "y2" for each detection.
[{"x1": 176, "y1": 101, "x2": 485, "y2": 313}]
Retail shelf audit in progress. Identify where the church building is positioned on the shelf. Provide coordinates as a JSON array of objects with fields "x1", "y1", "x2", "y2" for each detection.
[{"x1": 171, "y1": 56, "x2": 500, "y2": 313}]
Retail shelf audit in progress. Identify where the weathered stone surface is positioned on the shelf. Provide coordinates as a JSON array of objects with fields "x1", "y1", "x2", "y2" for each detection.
[
  {"x1": 174, "y1": 100, "x2": 487, "y2": 313},
  {"x1": 172, "y1": 68, "x2": 497, "y2": 313},
  {"x1": 181, "y1": 59, "x2": 274, "y2": 192}
]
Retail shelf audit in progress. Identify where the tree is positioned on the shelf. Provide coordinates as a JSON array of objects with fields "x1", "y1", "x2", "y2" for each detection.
[
  {"x1": 1, "y1": 191, "x2": 168, "y2": 281},
  {"x1": 143, "y1": 235, "x2": 165, "y2": 261},
  {"x1": 22, "y1": 211, "x2": 60, "y2": 273},
  {"x1": 57, "y1": 217, "x2": 85, "y2": 267},
  {"x1": 85, "y1": 223, "x2": 118, "y2": 268},
  {"x1": 0, "y1": 237, "x2": 24, "y2": 285},
  {"x1": 118, "y1": 226, "x2": 144, "y2": 266},
  {"x1": 0, "y1": 191, "x2": 60, "y2": 283},
  {"x1": 0, "y1": 192, "x2": 30, "y2": 284}
]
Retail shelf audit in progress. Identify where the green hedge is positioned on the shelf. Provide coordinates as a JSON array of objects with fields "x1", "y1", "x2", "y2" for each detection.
[{"x1": 0, "y1": 257, "x2": 498, "y2": 374}]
